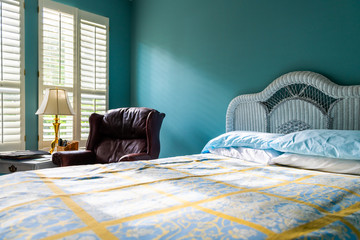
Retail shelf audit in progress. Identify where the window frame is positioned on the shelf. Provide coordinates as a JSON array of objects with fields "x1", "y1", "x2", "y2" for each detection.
[{"x1": 38, "y1": 0, "x2": 109, "y2": 150}]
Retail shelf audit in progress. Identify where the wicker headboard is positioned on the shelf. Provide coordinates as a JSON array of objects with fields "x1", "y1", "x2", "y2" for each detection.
[{"x1": 226, "y1": 71, "x2": 360, "y2": 133}]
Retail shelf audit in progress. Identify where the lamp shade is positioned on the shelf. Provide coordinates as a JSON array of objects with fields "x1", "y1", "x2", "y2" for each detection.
[{"x1": 36, "y1": 88, "x2": 75, "y2": 115}]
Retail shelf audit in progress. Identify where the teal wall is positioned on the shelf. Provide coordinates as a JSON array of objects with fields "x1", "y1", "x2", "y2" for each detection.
[
  {"x1": 25, "y1": 0, "x2": 131, "y2": 149},
  {"x1": 131, "y1": 0, "x2": 360, "y2": 157}
]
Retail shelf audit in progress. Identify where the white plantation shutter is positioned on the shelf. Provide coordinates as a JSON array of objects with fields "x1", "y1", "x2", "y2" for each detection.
[
  {"x1": 80, "y1": 93, "x2": 106, "y2": 139},
  {"x1": 39, "y1": 0, "x2": 108, "y2": 150},
  {"x1": 79, "y1": 16, "x2": 108, "y2": 140},
  {"x1": 42, "y1": 8, "x2": 74, "y2": 88},
  {"x1": 39, "y1": 1, "x2": 75, "y2": 149},
  {"x1": 0, "y1": 0, "x2": 24, "y2": 150}
]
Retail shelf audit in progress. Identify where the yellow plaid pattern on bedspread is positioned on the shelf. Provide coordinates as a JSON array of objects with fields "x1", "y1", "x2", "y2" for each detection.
[{"x1": 1, "y1": 154, "x2": 360, "y2": 239}]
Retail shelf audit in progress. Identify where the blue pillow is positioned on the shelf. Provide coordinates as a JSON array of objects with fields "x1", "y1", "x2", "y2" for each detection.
[
  {"x1": 201, "y1": 131, "x2": 283, "y2": 153},
  {"x1": 270, "y1": 130, "x2": 360, "y2": 160}
]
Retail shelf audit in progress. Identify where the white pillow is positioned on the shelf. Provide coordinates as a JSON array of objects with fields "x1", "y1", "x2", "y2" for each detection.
[
  {"x1": 209, "y1": 147, "x2": 282, "y2": 165},
  {"x1": 272, "y1": 153, "x2": 360, "y2": 175}
]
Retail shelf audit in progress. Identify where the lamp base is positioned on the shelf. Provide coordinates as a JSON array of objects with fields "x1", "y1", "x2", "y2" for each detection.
[
  {"x1": 50, "y1": 139, "x2": 56, "y2": 154},
  {"x1": 50, "y1": 115, "x2": 60, "y2": 154}
]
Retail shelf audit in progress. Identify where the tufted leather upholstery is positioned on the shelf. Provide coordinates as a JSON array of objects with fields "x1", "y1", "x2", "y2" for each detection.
[{"x1": 52, "y1": 107, "x2": 165, "y2": 166}]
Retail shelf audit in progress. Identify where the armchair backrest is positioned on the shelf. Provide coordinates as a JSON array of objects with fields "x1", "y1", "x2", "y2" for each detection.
[{"x1": 86, "y1": 107, "x2": 165, "y2": 163}]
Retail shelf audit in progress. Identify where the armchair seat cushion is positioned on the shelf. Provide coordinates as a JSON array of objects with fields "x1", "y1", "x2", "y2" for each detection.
[{"x1": 94, "y1": 138, "x2": 147, "y2": 163}]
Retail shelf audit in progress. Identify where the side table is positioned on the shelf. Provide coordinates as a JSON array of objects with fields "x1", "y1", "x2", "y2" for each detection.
[{"x1": 0, "y1": 155, "x2": 56, "y2": 174}]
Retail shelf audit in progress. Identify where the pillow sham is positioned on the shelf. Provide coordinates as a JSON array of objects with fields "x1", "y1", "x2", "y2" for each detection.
[
  {"x1": 272, "y1": 153, "x2": 360, "y2": 175},
  {"x1": 210, "y1": 147, "x2": 282, "y2": 165},
  {"x1": 201, "y1": 131, "x2": 283, "y2": 153},
  {"x1": 270, "y1": 130, "x2": 360, "y2": 160}
]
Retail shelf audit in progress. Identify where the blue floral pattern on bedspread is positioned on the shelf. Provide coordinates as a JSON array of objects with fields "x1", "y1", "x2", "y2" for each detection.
[{"x1": 1, "y1": 154, "x2": 360, "y2": 239}]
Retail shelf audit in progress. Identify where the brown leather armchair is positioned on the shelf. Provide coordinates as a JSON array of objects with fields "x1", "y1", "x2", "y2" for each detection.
[{"x1": 52, "y1": 107, "x2": 165, "y2": 166}]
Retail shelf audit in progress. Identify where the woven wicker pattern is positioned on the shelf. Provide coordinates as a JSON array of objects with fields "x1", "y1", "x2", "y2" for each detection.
[
  {"x1": 260, "y1": 84, "x2": 338, "y2": 115},
  {"x1": 226, "y1": 71, "x2": 360, "y2": 133},
  {"x1": 277, "y1": 120, "x2": 311, "y2": 134}
]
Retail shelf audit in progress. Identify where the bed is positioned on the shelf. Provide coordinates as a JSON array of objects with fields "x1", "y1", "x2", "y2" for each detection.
[{"x1": 1, "y1": 71, "x2": 360, "y2": 239}]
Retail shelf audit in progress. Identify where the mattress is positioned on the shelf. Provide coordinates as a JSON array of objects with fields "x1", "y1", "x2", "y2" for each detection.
[{"x1": 1, "y1": 153, "x2": 360, "y2": 239}]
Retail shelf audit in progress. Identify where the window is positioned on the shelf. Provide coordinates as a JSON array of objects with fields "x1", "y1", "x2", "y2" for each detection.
[
  {"x1": 0, "y1": 0, "x2": 25, "y2": 151},
  {"x1": 38, "y1": 0, "x2": 109, "y2": 150}
]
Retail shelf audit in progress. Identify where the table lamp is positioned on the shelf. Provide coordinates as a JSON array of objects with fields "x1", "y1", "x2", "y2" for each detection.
[{"x1": 36, "y1": 88, "x2": 75, "y2": 154}]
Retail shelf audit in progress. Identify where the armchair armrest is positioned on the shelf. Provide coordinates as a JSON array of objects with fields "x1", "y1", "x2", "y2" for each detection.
[
  {"x1": 52, "y1": 150, "x2": 96, "y2": 167},
  {"x1": 119, "y1": 153, "x2": 154, "y2": 162}
]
